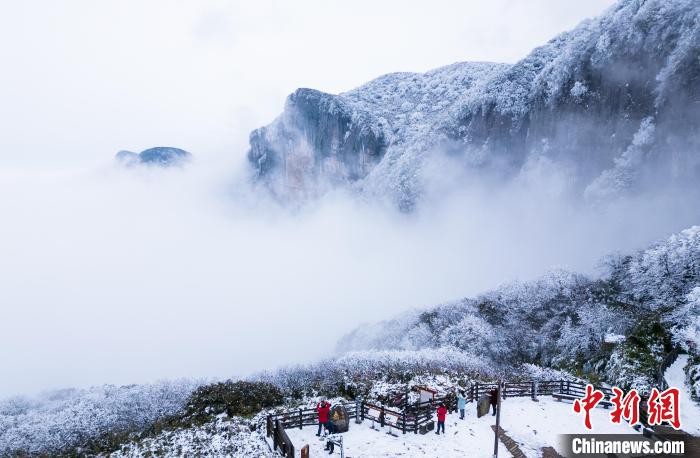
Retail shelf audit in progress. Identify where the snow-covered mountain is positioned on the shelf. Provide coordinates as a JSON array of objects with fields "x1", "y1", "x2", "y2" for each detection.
[{"x1": 248, "y1": 0, "x2": 700, "y2": 208}]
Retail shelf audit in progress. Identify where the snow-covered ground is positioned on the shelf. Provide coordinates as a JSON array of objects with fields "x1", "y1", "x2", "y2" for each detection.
[
  {"x1": 284, "y1": 396, "x2": 635, "y2": 458},
  {"x1": 664, "y1": 354, "x2": 700, "y2": 437}
]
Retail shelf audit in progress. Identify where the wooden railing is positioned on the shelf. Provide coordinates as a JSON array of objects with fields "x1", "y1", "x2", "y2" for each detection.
[
  {"x1": 361, "y1": 401, "x2": 407, "y2": 433},
  {"x1": 470, "y1": 382, "x2": 499, "y2": 401},
  {"x1": 267, "y1": 401, "x2": 357, "y2": 431},
  {"x1": 404, "y1": 397, "x2": 445, "y2": 432},
  {"x1": 269, "y1": 419, "x2": 294, "y2": 457}
]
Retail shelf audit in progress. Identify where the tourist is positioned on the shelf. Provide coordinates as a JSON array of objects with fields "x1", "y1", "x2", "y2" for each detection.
[
  {"x1": 489, "y1": 388, "x2": 499, "y2": 416},
  {"x1": 457, "y1": 390, "x2": 467, "y2": 420},
  {"x1": 324, "y1": 437, "x2": 335, "y2": 454},
  {"x1": 316, "y1": 400, "x2": 331, "y2": 436},
  {"x1": 325, "y1": 434, "x2": 343, "y2": 455},
  {"x1": 445, "y1": 390, "x2": 457, "y2": 413},
  {"x1": 435, "y1": 402, "x2": 447, "y2": 434}
]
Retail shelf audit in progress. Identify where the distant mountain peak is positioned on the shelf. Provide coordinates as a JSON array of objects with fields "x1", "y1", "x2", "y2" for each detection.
[{"x1": 116, "y1": 146, "x2": 192, "y2": 167}]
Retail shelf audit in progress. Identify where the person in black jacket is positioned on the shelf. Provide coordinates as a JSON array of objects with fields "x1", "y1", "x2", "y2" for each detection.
[{"x1": 489, "y1": 388, "x2": 499, "y2": 416}]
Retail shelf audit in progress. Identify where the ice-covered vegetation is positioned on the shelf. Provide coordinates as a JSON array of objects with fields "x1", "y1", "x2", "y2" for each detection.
[
  {"x1": 254, "y1": 347, "x2": 495, "y2": 401},
  {"x1": 0, "y1": 380, "x2": 199, "y2": 456},
  {"x1": 109, "y1": 414, "x2": 273, "y2": 458}
]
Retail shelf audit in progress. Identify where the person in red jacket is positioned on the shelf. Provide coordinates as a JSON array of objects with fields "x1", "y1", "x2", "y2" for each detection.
[
  {"x1": 316, "y1": 401, "x2": 331, "y2": 436},
  {"x1": 435, "y1": 402, "x2": 447, "y2": 435}
]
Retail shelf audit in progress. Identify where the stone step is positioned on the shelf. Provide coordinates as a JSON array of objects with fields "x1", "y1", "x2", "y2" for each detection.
[
  {"x1": 541, "y1": 446, "x2": 564, "y2": 458},
  {"x1": 491, "y1": 425, "x2": 527, "y2": 458}
]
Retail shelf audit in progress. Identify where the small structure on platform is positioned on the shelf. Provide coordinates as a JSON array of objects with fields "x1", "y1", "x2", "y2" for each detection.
[
  {"x1": 416, "y1": 385, "x2": 438, "y2": 403},
  {"x1": 418, "y1": 420, "x2": 435, "y2": 435},
  {"x1": 330, "y1": 404, "x2": 350, "y2": 433},
  {"x1": 477, "y1": 393, "x2": 490, "y2": 418}
]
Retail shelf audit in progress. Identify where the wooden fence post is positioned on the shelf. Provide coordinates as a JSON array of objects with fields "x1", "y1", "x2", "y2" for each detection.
[
  {"x1": 361, "y1": 400, "x2": 365, "y2": 421},
  {"x1": 380, "y1": 406, "x2": 385, "y2": 427},
  {"x1": 559, "y1": 380, "x2": 564, "y2": 393},
  {"x1": 301, "y1": 445, "x2": 309, "y2": 458},
  {"x1": 402, "y1": 411, "x2": 406, "y2": 434},
  {"x1": 475, "y1": 382, "x2": 479, "y2": 400},
  {"x1": 298, "y1": 408, "x2": 303, "y2": 430},
  {"x1": 566, "y1": 380, "x2": 570, "y2": 395}
]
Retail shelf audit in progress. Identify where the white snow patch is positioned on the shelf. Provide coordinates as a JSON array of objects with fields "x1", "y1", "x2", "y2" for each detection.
[{"x1": 664, "y1": 354, "x2": 700, "y2": 436}]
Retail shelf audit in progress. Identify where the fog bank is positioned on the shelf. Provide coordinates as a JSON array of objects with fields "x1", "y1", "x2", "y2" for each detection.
[{"x1": 1, "y1": 152, "x2": 696, "y2": 397}]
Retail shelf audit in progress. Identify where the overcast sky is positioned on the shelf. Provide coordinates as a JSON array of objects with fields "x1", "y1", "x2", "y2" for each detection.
[
  {"x1": 0, "y1": 0, "x2": 615, "y2": 169},
  {"x1": 0, "y1": 1, "x2": 630, "y2": 397}
]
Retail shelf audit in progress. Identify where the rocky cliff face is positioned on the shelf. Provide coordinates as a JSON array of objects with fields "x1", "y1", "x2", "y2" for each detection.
[
  {"x1": 445, "y1": 0, "x2": 700, "y2": 202},
  {"x1": 249, "y1": 0, "x2": 700, "y2": 208},
  {"x1": 247, "y1": 88, "x2": 389, "y2": 199}
]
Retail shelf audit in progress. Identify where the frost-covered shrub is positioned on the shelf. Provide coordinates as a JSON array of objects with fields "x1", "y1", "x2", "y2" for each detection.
[
  {"x1": 569, "y1": 81, "x2": 588, "y2": 100},
  {"x1": 184, "y1": 381, "x2": 283, "y2": 423},
  {"x1": 671, "y1": 287, "x2": 700, "y2": 354},
  {"x1": 616, "y1": 226, "x2": 700, "y2": 311},
  {"x1": 110, "y1": 414, "x2": 273, "y2": 458},
  {"x1": 520, "y1": 364, "x2": 577, "y2": 382},
  {"x1": 601, "y1": 316, "x2": 672, "y2": 392},
  {"x1": 254, "y1": 347, "x2": 497, "y2": 400}
]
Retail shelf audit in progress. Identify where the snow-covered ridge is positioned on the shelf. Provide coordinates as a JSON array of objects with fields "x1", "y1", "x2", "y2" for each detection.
[
  {"x1": 338, "y1": 225, "x2": 700, "y2": 392},
  {"x1": 248, "y1": 0, "x2": 700, "y2": 208}
]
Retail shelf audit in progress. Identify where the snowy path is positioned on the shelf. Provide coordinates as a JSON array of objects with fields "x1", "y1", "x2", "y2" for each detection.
[
  {"x1": 285, "y1": 396, "x2": 636, "y2": 458},
  {"x1": 664, "y1": 354, "x2": 700, "y2": 436}
]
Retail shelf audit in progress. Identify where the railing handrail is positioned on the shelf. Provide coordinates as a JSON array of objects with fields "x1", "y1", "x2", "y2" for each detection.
[{"x1": 271, "y1": 419, "x2": 295, "y2": 458}]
